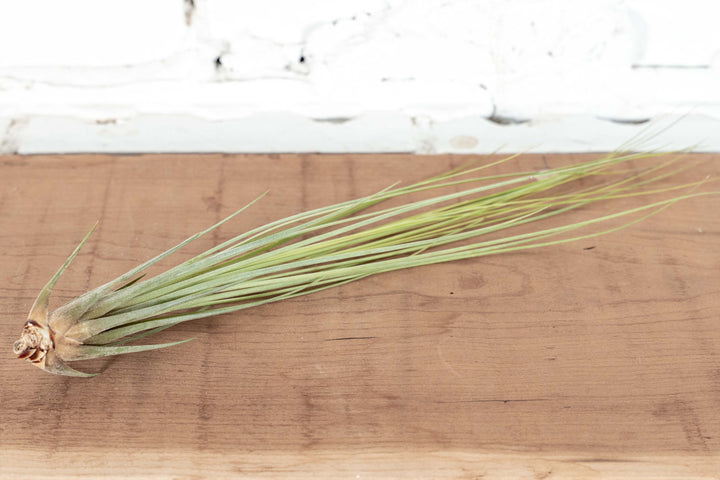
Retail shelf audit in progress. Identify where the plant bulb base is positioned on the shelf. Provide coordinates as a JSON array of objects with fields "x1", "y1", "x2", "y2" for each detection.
[{"x1": 13, "y1": 320, "x2": 53, "y2": 368}]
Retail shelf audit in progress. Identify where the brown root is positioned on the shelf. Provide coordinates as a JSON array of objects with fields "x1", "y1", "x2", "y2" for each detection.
[{"x1": 13, "y1": 320, "x2": 53, "y2": 366}]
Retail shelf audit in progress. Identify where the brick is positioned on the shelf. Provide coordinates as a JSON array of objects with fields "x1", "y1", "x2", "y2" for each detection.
[{"x1": 0, "y1": 0, "x2": 186, "y2": 67}]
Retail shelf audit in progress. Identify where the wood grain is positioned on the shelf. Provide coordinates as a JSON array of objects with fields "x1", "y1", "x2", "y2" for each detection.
[{"x1": 0, "y1": 153, "x2": 718, "y2": 479}]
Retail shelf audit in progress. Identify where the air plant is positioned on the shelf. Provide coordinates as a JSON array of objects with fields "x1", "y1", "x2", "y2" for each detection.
[{"x1": 13, "y1": 152, "x2": 713, "y2": 377}]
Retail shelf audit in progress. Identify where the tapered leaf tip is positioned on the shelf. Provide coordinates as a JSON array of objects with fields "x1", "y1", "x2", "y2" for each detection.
[{"x1": 28, "y1": 223, "x2": 98, "y2": 326}]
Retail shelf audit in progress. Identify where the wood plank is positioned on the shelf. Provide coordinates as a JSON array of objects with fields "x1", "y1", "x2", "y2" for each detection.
[{"x1": 0, "y1": 153, "x2": 718, "y2": 478}]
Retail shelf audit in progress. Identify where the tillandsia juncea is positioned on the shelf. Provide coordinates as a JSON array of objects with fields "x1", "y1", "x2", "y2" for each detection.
[{"x1": 13, "y1": 152, "x2": 715, "y2": 377}]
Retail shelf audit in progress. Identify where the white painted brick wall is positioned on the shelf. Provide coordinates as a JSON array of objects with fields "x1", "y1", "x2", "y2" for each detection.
[{"x1": 0, "y1": 0, "x2": 719, "y2": 154}]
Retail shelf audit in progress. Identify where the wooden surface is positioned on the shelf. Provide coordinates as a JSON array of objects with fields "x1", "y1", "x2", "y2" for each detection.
[{"x1": 0, "y1": 153, "x2": 719, "y2": 479}]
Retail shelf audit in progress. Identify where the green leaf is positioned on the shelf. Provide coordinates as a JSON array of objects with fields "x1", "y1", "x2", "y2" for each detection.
[
  {"x1": 31, "y1": 223, "x2": 97, "y2": 327},
  {"x1": 72, "y1": 338, "x2": 195, "y2": 361}
]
